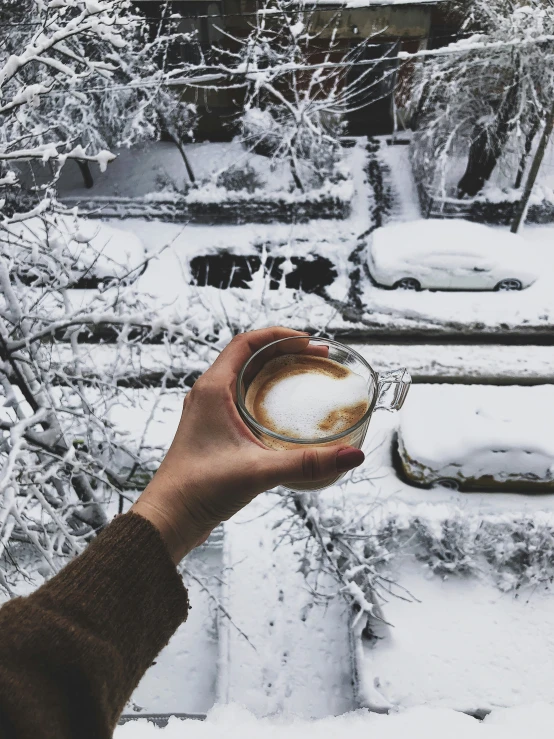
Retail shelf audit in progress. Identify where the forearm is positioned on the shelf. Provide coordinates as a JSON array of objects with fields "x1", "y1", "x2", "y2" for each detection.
[{"x1": 0, "y1": 513, "x2": 188, "y2": 739}]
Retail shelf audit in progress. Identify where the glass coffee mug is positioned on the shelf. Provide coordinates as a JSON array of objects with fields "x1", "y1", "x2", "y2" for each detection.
[{"x1": 236, "y1": 336, "x2": 411, "y2": 492}]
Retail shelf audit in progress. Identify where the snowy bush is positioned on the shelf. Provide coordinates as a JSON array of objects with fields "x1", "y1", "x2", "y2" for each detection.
[
  {"x1": 216, "y1": 162, "x2": 264, "y2": 193},
  {"x1": 276, "y1": 486, "x2": 413, "y2": 626},
  {"x1": 240, "y1": 106, "x2": 343, "y2": 190},
  {"x1": 361, "y1": 512, "x2": 554, "y2": 592}
]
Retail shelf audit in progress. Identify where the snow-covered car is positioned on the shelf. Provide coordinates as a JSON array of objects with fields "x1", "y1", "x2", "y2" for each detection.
[
  {"x1": 396, "y1": 385, "x2": 554, "y2": 491},
  {"x1": 367, "y1": 219, "x2": 538, "y2": 291},
  {"x1": 3, "y1": 215, "x2": 146, "y2": 287}
]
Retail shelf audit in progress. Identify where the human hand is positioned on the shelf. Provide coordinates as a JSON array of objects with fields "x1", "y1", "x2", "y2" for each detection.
[{"x1": 132, "y1": 327, "x2": 364, "y2": 562}]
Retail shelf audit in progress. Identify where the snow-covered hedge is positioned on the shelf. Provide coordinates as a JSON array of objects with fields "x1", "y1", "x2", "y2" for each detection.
[
  {"x1": 63, "y1": 187, "x2": 353, "y2": 224},
  {"x1": 365, "y1": 511, "x2": 554, "y2": 592}
]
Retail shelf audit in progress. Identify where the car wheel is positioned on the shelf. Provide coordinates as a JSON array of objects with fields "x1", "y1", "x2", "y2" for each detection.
[
  {"x1": 495, "y1": 279, "x2": 523, "y2": 291},
  {"x1": 393, "y1": 278, "x2": 421, "y2": 291},
  {"x1": 430, "y1": 478, "x2": 460, "y2": 491}
]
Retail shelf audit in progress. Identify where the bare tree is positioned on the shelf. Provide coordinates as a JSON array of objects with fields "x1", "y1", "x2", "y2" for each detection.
[
  {"x1": 190, "y1": 0, "x2": 387, "y2": 191},
  {"x1": 0, "y1": 0, "x2": 207, "y2": 591},
  {"x1": 0, "y1": 0, "x2": 196, "y2": 204}
]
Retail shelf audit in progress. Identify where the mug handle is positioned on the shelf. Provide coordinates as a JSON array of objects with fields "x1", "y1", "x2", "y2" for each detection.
[{"x1": 375, "y1": 369, "x2": 411, "y2": 412}]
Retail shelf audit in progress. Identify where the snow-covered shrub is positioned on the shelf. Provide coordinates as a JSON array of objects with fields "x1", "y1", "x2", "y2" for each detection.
[
  {"x1": 216, "y1": 162, "x2": 264, "y2": 193},
  {"x1": 276, "y1": 488, "x2": 412, "y2": 625},
  {"x1": 364, "y1": 512, "x2": 554, "y2": 592},
  {"x1": 409, "y1": 0, "x2": 554, "y2": 199},
  {"x1": 240, "y1": 106, "x2": 343, "y2": 190}
]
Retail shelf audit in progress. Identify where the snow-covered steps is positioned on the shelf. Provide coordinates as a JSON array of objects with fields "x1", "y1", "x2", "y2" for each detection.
[
  {"x1": 218, "y1": 498, "x2": 355, "y2": 718},
  {"x1": 376, "y1": 139, "x2": 421, "y2": 223},
  {"x1": 129, "y1": 529, "x2": 223, "y2": 714},
  {"x1": 353, "y1": 343, "x2": 554, "y2": 384}
]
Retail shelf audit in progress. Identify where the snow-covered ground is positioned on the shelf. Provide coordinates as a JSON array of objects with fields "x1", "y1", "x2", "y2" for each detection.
[
  {"x1": 356, "y1": 343, "x2": 554, "y2": 384},
  {"x1": 47, "y1": 341, "x2": 554, "y2": 388},
  {"x1": 130, "y1": 539, "x2": 222, "y2": 714},
  {"x1": 30, "y1": 142, "x2": 295, "y2": 198},
  {"x1": 355, "y1": 561, "x2": 554, "y2": 713},
  {"x1": 218, "y1": 498, "x2": 354, "y2": 718},
  {"x1": 45, "y1": 140, "x2": 353, "y2": 209},
  {"x1": 115, "y1": 701, "x2": 554, "y2": 738}
]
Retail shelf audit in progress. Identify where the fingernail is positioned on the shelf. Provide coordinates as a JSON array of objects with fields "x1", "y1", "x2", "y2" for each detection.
[{"x1": 336, "y1": 448, "x2": 365, "y2": 472}]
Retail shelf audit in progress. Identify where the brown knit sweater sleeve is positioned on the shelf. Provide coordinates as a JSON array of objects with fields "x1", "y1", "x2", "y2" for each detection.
[{"x1": 0, "y1": 513, "x2": 189, "y2": 739}]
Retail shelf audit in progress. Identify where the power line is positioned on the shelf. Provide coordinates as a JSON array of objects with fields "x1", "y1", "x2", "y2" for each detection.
[{"x1": 0, "y1": 34, "x2": 550, "y2": 100}]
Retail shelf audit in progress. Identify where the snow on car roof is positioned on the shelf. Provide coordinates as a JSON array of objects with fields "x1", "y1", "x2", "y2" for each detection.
[
  {"x1": 371, "y1": 219, "x2": 529, "y2": 263},
  {"x1": 399, "y1": 384, "x2": 554, "y2": 471}
]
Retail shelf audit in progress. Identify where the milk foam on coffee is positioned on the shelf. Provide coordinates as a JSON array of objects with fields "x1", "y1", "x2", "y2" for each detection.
[{"x1": 245, "y1": 354, "x2": 369, "y2": 439}]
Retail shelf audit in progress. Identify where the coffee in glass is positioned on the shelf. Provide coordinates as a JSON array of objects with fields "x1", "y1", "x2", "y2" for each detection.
[{"x1": 237, "y1": 336, "x2": 411, "y2": 492}]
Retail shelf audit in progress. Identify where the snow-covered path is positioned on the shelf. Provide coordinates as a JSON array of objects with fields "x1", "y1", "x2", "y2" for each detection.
[{"x1": 378, "y1": 141, "x2": 422, "y2": 222}]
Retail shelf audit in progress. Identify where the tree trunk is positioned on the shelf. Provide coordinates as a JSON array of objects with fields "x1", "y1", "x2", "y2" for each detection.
[
  {"x1": 514, "y1": 119, "x2": 540, "y2": 190},
  {"x1": 165, "y1": 123, "x2": 196, "y2": 184},
  {"x1": 77, "y1": 160, "x2": 94, "y2": 189},
  {"x1": 457, "y1": 82, "x2": 520, "y2": 198},
  {"x1": 511, "y1": 101, "x2": 554, "y2": 233},
  {"x1": 289, "y1": 154, "x2": 304, "y2": 192}
]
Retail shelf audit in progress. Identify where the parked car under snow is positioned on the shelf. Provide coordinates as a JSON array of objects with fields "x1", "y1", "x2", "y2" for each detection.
[
  {"x1": 4, "y1": 215, "x2": 146, "y2": 287},
  {"x1": 396, "y1": 385, "x2": 554, "y2": 492},
  {"x1": 367, "y1": 219, "x2": 538, "y2": 291}
]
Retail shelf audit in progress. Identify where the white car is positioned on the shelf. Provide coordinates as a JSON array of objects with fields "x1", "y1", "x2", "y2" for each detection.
[
  {"x1": 368, "y1": 219, "x2": 538, "y2": 291},
  {"x1": 396, "y1": 385, "x2": 554, "y2": 492}
]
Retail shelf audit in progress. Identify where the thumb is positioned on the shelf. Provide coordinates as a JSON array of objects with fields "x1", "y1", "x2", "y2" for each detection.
[{"x1": 260, "y1": 446, "x2": 365, "y2": 488}]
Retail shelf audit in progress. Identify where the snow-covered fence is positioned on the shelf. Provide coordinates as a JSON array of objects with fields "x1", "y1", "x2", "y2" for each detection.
[{"x1": 415, "y1": 177, "x2": 554, "y2": 226}]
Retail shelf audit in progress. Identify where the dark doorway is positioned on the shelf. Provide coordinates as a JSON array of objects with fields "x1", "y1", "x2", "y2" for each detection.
[{"x1": 346, "y1": 41, "x2": 400, "y2": 136}]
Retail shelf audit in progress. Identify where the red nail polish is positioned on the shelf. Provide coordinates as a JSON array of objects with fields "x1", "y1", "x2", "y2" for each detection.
[{"x1": 336, "y1": 448, "x2": 365, "y2": 472}]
